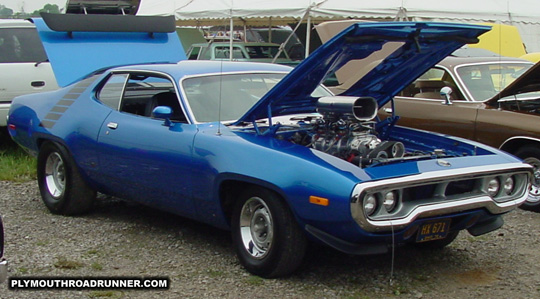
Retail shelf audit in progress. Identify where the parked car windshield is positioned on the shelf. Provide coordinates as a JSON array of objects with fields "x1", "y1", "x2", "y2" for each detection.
[
  {"x1": 183, "y1": 73, "x2": 330, "y2": 123},
  {"x1": 456, "y1": 63, "x2": 532, "y2": 101}
]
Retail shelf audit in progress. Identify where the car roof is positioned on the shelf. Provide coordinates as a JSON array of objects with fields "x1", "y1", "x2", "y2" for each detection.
[
  {"x1": 437, "y1": 55, "x2": 531, "y2": 69},
  {"x1": 0, "y1": 19, "x2": 35, "y2": 28},
  {"x1": 111, "y1": 60, "x2": 293, "y2": 79},
  {"x1": 191, "y1": 42, "x2": 281, "y2": 47}
]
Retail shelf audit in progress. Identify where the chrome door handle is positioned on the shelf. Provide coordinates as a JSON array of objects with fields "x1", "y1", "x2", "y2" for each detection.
[{"x1": 107, "y1": 122, "x2": 118, "y2": 129}]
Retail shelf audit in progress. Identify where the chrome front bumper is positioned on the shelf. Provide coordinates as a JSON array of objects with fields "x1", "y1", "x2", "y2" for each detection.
[
  {"x1": 351, "y1": 163, "x2": 533, "y2": 232},
  {"x1": 0, "y1": 259, "x2": 7, "y2": 283}
]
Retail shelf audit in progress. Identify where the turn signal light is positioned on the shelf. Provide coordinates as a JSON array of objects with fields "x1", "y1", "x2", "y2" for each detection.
[{"x1": 309, "y1": 196, "x2": 329, "y2": 206}]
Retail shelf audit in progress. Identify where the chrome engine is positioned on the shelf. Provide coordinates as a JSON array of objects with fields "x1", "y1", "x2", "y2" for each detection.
[{"x1": 310, "y1": 96, "x2": 405, "y2": 166}]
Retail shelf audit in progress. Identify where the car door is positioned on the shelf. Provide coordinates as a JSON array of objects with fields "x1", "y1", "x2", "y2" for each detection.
[
  {"x1": 95, "y1": 72, "x2": 198, "y2": 217},
  {"x1": 0, "y1": 25, "x2": 58, "y2": 125},
  {"x1": 381, "y1": 97, "x2": 482, "y2": 141}
]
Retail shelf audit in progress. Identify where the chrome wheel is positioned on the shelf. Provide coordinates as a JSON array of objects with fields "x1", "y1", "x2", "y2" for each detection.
[
  {"x1": 524, "y1": 157, "x2": 540, "y2": 205},
  {"x1": 232, "y1": 187, "x2": 307, "y2": 277},
  {"x1": 37, "y1": 142, "x2": 96, "y2": 215},
  {"x1": 239, "y1": 197, "x2": 274, "y2": 259},
  {"x1": 44, "y1": 152, "x2": 65, "y2": 199}
]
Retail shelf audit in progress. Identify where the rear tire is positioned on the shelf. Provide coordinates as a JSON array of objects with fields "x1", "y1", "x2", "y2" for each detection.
[
  {"x1": 231, "y1": 187, "x2": 307, "y2": 278},
  {"x1": 515, "y1": 146, "x2": 540, "y2": 212},
  {"x1": 37, "y1": 142, "x2": 96, "y2": 215}
]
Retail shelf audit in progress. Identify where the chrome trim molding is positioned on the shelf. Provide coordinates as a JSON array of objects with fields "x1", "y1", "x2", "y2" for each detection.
[
  {"x1": 500, "y1": 136, "x2": 540, "y2": 150},
  {"x1": 351, "y1": 162, "x2": 532, "y2": 232}
]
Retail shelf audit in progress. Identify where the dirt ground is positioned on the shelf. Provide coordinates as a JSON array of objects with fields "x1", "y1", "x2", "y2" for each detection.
[{"x1": 1, "y1": 180, "x2": 539, "y2": 298}]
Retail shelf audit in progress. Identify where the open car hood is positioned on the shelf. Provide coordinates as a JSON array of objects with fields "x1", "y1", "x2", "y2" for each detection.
[
  {"x1": 486, "y1": 60, "x2": 540, "y2": 104},
  {"x1": 236, "y1": 22, "x2": 490, "y2": 124},
  {"x1": 33, "y1": 13, "x2": 185, "y2": 87}
]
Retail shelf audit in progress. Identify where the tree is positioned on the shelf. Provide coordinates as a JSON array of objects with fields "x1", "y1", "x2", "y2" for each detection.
[
  {"x1": 31, "y1": 4, "x2": 60, "y2": 17},
  {"x1": 0, "y1": 5, "x2": 14, "y2": 18}
]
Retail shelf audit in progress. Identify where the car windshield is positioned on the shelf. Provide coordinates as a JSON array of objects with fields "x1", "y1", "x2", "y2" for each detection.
[
  {"x1": 182, "y1": 73, "x2": 329, "y2": 123},
  {"x1": 456, "y1": 63, "x2": 532, "y2": 101}
]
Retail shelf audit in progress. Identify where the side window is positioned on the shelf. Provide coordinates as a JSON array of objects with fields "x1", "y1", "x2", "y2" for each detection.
[
  {"x1": 200, "y1": 46, "x2": 211, "y2": 59},
  {"x1": 0, "y1": 28, "x2": 48, "y2": 63},
  {"x1": 97, "y1": 73, "x2": 129, "y2": 110},
  {"x1": 232, "y1": 47, "x2": 245, "y2": 59},
  {"x1": 187, "y1": 46, "x2": 200, "y2": 60},
  {"x1": 214, "y1": 46, "x2": 228, "y2": 59},
  {"x1": 399, "y1": 67, "x2": 465, "y2": 101},
  {"x1": 214, "y1": 46, "x2": 245, "y2": 59},
  {"x1": 118, "y1": 73, "x2": 187, "y2": 123}
]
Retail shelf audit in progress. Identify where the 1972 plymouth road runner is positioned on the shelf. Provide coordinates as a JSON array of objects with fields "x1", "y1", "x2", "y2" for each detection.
[{"x1": 7, "y1": 14, "x2": 533, "y2": 277}]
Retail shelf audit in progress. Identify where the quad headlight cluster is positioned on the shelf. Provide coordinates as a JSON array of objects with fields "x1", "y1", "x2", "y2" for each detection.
[
  {"x1": 363, "y1": 190, "x2": 400, "y2": 216},
  {"x1": 486, "y1": 175, "x2": 516, "y2": 198}
]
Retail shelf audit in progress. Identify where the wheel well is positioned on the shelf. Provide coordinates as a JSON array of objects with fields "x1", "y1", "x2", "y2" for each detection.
[
  {"x1": 500, "y1": 138, "x2": 540, "y2": 155},
  {"x1": 219, "y1": 180, "x2": 286, "y2": 225},
  {"x1": 36, "y1": 138, "x2": 48, "y2": 150}
]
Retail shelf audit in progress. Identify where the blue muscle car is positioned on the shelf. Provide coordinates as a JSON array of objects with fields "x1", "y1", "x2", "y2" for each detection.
[{"x1": 7, "y1": 14, "x2": 533, "y2": 277}]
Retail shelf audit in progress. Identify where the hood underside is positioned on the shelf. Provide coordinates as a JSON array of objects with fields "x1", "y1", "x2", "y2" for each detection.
[
  {"x1": 236, "y1": 22, "x2": 490, "y2": 124},
  {"x1": 33, "y1": 13, "x2": 185, "y2": 87},
  {"x1": 487, "y1": 60, "x2": 540, "y2": 104}
]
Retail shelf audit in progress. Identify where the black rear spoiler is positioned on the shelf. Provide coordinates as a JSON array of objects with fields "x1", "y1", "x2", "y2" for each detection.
[{"x1": 39, "y1": 12, "x2": 176, "y2": 34}]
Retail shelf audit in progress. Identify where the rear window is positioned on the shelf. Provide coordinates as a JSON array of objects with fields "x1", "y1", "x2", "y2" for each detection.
[{"x1": 0, "y1": 27, "x2": 48, "y2": 63}]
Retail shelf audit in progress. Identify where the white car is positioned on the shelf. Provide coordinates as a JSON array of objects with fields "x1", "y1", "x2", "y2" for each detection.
[{"x1": 0, "y1": 19, "x2": 58, "y2": 126}]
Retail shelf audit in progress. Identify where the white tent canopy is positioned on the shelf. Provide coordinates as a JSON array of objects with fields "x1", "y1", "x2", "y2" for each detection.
[{"x1": 138, "y1": 0, "x2": 540, "y2": 52}]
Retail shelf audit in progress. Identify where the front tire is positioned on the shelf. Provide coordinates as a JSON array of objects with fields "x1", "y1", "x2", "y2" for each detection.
[
  {"x1": 37, "y1": 142, "x2": 96, "y2": 215},
  {"x1": 231, "y1": 187, "x2": 307, "y2": 278},
  {"x1": 515, "y1": 146, "x2": 540, "y2": 212}
]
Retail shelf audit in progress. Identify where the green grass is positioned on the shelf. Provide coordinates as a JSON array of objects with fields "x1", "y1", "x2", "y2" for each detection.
[
  {"x1": 0, "y1": 135, "x2": 36, "y2": 182},
  {"x1": 245, "y1": 275, "x2": 264, "y2": 286},
  {"x1": 91, "y1": 262, "x2": 104, "y2": 271},
  {"x1": 53, "y1": 256, "x2": 85, "y2": 270}
]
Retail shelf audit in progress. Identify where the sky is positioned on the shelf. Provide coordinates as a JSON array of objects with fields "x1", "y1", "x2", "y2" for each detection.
[{"x1": 1, "y1": 0, "x2": 67, "y2": 13}]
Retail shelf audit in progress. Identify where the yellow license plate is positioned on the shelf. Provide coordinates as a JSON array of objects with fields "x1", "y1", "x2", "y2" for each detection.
[{"x1": 416, "y1": 219, "x2": 451, "y2": 242}]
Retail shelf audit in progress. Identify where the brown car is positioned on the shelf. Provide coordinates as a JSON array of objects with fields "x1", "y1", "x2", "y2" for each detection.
[{"x1": 378, "y1": 55, "x2": 540, "y2": 211}]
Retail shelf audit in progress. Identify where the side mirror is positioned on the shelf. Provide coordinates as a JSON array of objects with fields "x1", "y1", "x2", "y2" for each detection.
[
  {"x1": 440, "y1": 86, "x2": 453, "y2": 105},
  {"x1": 152, "y1": 106, "x2": 173, "y2": 126}
]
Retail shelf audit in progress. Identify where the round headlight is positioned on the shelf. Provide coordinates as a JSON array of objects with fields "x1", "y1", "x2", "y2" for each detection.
[
  {"x1": 364, "y1": 194, "x2": 377, "y2": 216},
  {"x1": 383, "y1": 191, "x2": 397, "y2": 212},
  {"x1": 503, "y1": 176, "x2": 515, "y2": 195},
  {"x1": 487, "y1": 178, "x2": 500, "y2": 197}
]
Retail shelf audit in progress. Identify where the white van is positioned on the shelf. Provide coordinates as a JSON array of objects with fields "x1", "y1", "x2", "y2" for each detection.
[{"x1": 0, "y1": 19, "x2": 58, "y2": 126}]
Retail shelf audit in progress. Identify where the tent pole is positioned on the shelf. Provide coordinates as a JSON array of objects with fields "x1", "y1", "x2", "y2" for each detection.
[
  {"x1": 229, "y1": 17, "x2": 233, "y2": 61},
  {"x1": 269, "y1": 17, "x2": 273, "y2": 43},
  {"x1": 305, "y1": 15, "x2": 311, "y2": 58},
  {"x1": 243, "y1": 22, "x2": 247, "y2": 42}
]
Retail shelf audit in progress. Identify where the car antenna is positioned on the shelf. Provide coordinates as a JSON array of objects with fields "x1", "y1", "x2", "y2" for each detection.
[
  {"x1": 216, "y1": 19, "x2": 228, "y2": 136},
  {"x1": 217, "y1": 60, "x2": 223, "y2": 136},
  {"x1": 389, "y1": 221, "x2": 396, "y2": 286}
]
